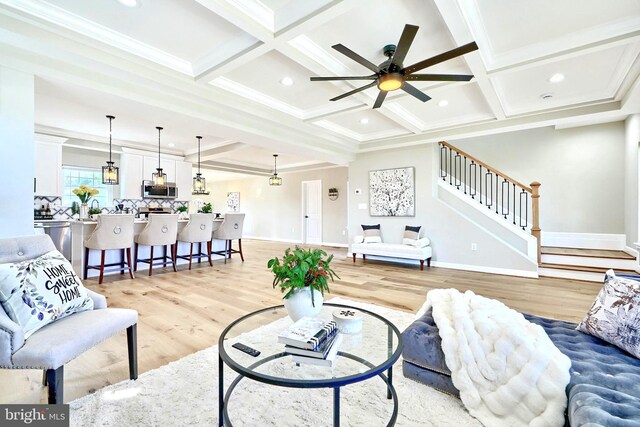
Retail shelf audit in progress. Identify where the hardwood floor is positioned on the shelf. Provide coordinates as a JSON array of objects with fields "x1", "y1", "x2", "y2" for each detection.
[{"x1": 0, "y1": 239, "x2": 603, "y2": 404}]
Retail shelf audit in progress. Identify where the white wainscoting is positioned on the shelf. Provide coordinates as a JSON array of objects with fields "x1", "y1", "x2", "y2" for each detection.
[{"x1": 541, "y1": 232, "x2": 627, "y2": 250}]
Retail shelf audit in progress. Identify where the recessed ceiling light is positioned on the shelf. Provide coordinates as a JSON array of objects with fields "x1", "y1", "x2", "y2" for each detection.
[
  {"x1": 280, "y1": 77, "x2": 294, "y2": 86},
  {"x1": 438, "y1": 100, "x2": 449, "y2": 107},
  {"x1": 548, "y1": 73, "x2": 564, "y2": 83},
  {"x1": 168, "y1": 143, "x2": 175, "y2": 147},
  {"x1": 360, "y1": 118, "x2": 369, "y2": 125},
  {"x1": 540, "y1": 93, "x2": 553, "y2": 100},
  {"x1": 116, "y1": 0, "x2": 141, "y2": 7}
]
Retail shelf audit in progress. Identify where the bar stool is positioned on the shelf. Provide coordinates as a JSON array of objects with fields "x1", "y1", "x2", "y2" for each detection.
[
  {"x1": 176, "y1": 213, "x2": 214, "y2": 269},
  {"x1": 83, "y1": 214, "x2": 135, "y2": 284},
  {"x1": 134, "y1": 214, "x2": 179, "y2": 276},
  {"x1": 212, "y1": 213, "x2": 245, "y2": 264}
]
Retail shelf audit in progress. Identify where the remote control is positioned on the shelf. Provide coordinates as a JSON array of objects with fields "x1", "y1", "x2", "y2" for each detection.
[{"x1": 232, "y1": 342, "x2": 260, "y2": 357}]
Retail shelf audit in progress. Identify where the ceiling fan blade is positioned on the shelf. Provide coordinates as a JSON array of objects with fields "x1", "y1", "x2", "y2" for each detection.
[
  {"x1": 311, "y1": 75, "x2": 377, "y2": 81},
  {"x1": 401, "y1": 83, "x2": 431, "y2": 102},
  {"x1": 330, "y1": 81, "x2": 377, "y2": 102},
  {"x1": 391, "y1": 24, "x2": 419, "y2": 66},
  {"x1": 373, "y1": 91, "x2": 387, "y2": 109},
  {"x1": 405, "y1": 74, "x2": 474, "y2": 82},
  {"x1": 332, "y1": 44, "x2": 379, "y2": 73},
  {"x1": 403, "y1": 42, "x2": 478, "y2": 75}
]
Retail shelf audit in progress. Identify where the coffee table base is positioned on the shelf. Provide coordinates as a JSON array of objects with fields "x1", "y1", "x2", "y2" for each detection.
[{"x1": 219, "y1": 352, "x2": 399, "y2": 427}]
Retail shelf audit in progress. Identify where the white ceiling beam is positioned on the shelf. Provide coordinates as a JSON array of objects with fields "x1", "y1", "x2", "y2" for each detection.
[
  {"x1": 433, "y1": 0, "x2": 505, "y2": 120},
  {"x1": 187, "y1": 142, "x2": 248, "y2": 162}
]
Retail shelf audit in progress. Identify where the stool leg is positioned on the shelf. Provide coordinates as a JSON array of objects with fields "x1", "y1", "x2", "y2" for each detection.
[
  {"x1": 148, "y1": 246, "x2": 154, "y2": 276},
  {"x1": 189, "y1": 243, "x2": 193, "y2": 270},
  {"x1": 120, "y1": 248, "x2": 125, "y2": 275},
  {"x1": 207, "y1": 241, "x2": 213, "y2": 266},
  {"x1": 228, "y1": 240, "x2": 233, "y2": 260},
  {"x1": 171, "y1": 244, "x2": 177, "y2": 272},
  {"x1": 198, "y1": 242, "x2": 202, "y2": 264},
  {"x1": 238, "y1": 239, "x2": 245, "y2": 262},
  {"x1": 99, "y1": 250, "x2": 106, "y2": 284},
  {"x1": 83, "y1": 247, "x2": 89, "y2": 280},
  {"x1": 134, "y1": 243, "x2": 139, "y2": 272},
  {"x1": 127, "y1": 247, "x2": 135, "y2": 279}
]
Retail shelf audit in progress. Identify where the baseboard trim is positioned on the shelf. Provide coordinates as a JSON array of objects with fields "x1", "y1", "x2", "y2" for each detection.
[
  {"x1": 347, "y1": 253, "x2": 538, "y2": 278},
  {"x1": 541, "y1": 232, "x2": 626, "y2": 250},
  {"x1": 243, "y1": 236, "x2": 303, "y2": 244},
  {"x1": 322, "y1": 242, "x2": 349, "y2": 248}
]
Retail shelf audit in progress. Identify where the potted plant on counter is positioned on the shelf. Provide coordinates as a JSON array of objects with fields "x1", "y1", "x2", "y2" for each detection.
[
  {"x1": 87, "y1": 207, "x2": 102, "y2": 220},
  {"x1": 177, "y1": 205, "x2": 189, "y2": 220},
  {"x1": 268, "y1": 247, "x2": 339, "y2": 321},
  {"x1": 72, "y1": 185, "x2": 99, "y2": 220},
  {"x1": 199, "y1": 202, "x2": 212, "y2": 214}
]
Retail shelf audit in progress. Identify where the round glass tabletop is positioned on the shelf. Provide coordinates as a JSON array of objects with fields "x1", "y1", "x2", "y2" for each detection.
[{"x1": 218, "y1": 303, "x2": 403, "y2": 388}]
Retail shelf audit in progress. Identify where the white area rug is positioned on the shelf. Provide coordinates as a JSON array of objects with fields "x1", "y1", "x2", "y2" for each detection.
[{"x1": 70, "y1": 297, "x2": 480, "y2": 427}]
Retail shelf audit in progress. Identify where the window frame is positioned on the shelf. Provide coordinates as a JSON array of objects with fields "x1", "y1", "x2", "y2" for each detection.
[{"x1": 62, "y1": 165, "x2": 114, "y2": 208}]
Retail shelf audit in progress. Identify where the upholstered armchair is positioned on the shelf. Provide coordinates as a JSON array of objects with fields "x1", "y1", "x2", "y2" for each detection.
[{"x1": 0, "y1": 235, "x2": 138, "y2": 404}]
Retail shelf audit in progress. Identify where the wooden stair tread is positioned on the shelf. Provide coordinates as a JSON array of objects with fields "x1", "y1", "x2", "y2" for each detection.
[
  {"x1": 541, "y1": 246, "x2": 635, "y2": 260},
  {"x1": 539, "y1": 263, "x2": 637, "y2": 274}
]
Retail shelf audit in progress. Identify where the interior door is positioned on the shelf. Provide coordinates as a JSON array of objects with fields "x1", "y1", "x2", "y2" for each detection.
[{"x1": 303, "y1": 180, "x2": 322, "y2": 244}]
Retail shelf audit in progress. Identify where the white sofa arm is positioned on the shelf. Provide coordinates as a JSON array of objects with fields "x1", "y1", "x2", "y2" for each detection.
[
  {"x1": 86, "y1": 289, "x2": 107, "y2": 310},
  {"x1": 353, "y1": 235, "x2": 364, "y2": 244},
  {"x1": 0, "y1": 308, "x2": 24, "y2": 367}
]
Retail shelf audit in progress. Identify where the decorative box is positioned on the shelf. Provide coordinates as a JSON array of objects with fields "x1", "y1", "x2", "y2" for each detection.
[{"x1": 332, "y1": 309, "x2": 363, "y2": 334}]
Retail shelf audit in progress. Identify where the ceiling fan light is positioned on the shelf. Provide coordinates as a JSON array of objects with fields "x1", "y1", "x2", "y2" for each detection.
[{"x1": 378, "y1": 73, "x2": 403, "y2": 91}]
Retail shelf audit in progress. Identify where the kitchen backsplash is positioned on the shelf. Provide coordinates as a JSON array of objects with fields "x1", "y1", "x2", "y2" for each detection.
[{"x1": 34, "y1": 196, "x2": 188, "y2": 220}]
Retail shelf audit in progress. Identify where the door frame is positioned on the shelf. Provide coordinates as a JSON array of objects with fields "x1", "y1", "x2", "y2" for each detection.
[{"x1": 301, "y1": 180, "x2": 322, "y2": 244}]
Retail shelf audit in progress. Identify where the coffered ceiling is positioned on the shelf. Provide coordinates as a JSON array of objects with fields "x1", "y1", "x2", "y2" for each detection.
[{"x1": 0, "y1": 0, "x2": 639, "y2": 175}]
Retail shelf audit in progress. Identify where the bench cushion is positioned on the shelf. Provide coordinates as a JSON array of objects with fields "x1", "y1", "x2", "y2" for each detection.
[
  {"x1": 351, "y1": 242, "x2": 432, "y2": 260},
  {"x1": 402, "y1": 308, "x2": 640, "y2": 427}
]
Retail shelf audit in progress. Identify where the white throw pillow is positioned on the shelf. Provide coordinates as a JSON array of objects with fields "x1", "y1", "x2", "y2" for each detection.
[
  {"x1": 353, "y1": 235, "x2": 364, "y2": 244},
  {"x1": 403, "y1": 237, "x2": 431, "y2": 247},
  {"x1": 0, "y1": 250, "x2": 94, "y2": 339}
]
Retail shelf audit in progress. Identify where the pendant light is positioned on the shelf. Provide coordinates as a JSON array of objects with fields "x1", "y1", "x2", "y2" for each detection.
[
  {"x1": 192, "y1": 135, "x2": 209, "y2": 195},
  {"x1": 101, "y1": 115, "x2": 119, "y2": 185},
  {"x1": 152, "y1": 126, "x2": 167, "y2": 188},
  {"x1": 269, "y1": 154, "x2": 282, "y2": 186}
]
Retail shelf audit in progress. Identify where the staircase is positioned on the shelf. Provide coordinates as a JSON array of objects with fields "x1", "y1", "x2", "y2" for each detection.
[
  {"x1": 438, "y1": 141, "x2": 639, "y2": 281},
  {"x1": 539, "y1": 246, "x2": 638, "y2": 282}
]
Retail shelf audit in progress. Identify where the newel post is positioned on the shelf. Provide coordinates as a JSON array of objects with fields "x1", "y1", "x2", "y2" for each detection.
[{"x1": 530, "y1": 181, "x2": 541, "y2": 264}]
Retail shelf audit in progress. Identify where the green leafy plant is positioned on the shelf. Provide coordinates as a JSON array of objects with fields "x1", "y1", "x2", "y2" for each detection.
[
  {"x1": 88, "y1": 208, "x2": 102, "y2": 215},
  {"x1": 199, "y1": 202, "x2": 212, "y2": 213},
  {"x1": 71, "y1": 201, "x2": 80, "y2": 216},
  {"x1": 177, "y1": 205, "x2": 188, "y2": 213},
  {"x1": 268, "y1": 247, "x2": 339, "y2": 306}
]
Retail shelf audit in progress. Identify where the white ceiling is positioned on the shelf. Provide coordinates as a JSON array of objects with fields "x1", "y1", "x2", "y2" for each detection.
[{"x1": 0, "y1": 0, "x2": 639, "y2": 174}]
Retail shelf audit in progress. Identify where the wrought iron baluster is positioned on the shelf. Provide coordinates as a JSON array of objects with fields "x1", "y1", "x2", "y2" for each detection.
[
  {"x1": 469, "y1": 161, "x2": 477, "y2": 199},
  {"x1": 479, "y1": 165, "x2": 483, "y2": 204},
  {"x1": 512, "y1": 183, "x2": 516, "y2": 225},
  {"x1": 502, "y1": 179, "x2": 509, "y2": 219},
  {"x1": 495, "y1": 173, "x2": 499, "y2": 214},
  {"x1": 440, "y1": 144, "x2": 447, "y2": 180},
  {"x1": 485, "y1": 171, "x2": 493, "y2": 208},
  {"x1": 520, "y1": 190, "x2": 528, "y2": 230},
  {"x1": 454, "y1": 152, "x2": 461, "y2": 189},
  {"x1": 449, "y1": 148, "x2": 452, "y2": 185},
  {"x1": 464, "y1": 156, "x2": 467, "y2": 194}
]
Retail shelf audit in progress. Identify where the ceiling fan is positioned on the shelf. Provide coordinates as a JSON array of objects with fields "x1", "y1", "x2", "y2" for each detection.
[{"x1": 310, "y1": 24, "x2": 478, "y2": 109}]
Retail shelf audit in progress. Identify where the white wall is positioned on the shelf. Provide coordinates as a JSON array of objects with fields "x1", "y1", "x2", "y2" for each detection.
[
  {"x1": 348, "y1": 145, "x2": 538, "y2": 275},
  {"x1": 451, "y1": 122, "x2": 626, "y2": 234},
  {"x1": 199, "y1": 167, "x2": 349, "y2": 245},
  {"x1": 625, "y1": 114, "x2": 640, "y2": 247},
  {"x1": 0, "y1": 67, "x2": 34, "y2": 238}
]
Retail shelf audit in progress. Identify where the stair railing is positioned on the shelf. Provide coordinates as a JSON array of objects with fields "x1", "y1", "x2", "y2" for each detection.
[{"x1": 438, "y1": 141, "x2": 541, "y2": 263}]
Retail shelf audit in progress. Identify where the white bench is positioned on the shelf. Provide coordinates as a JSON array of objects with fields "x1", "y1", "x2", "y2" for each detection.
[{"x1": 351, "y1": 241, "x2": 432, "y2": 270}]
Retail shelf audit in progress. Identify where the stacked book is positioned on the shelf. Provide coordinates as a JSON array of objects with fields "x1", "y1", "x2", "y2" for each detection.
[{"x1": 278, "y1": 317, "x2": 343, "y2": 367}]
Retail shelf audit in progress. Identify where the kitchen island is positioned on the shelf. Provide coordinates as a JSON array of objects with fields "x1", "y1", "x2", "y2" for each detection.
[{"x1": 70, "y1": 218, "x2": 226, "y2": 278}]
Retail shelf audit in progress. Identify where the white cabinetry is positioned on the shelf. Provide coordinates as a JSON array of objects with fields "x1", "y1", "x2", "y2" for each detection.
[
  {"x1": 143, "y1": 156, "x2": 176, "y2": 183},
  {"x1": 175, "y1": 161, "x2": 193, "y2": 201},
  {"x1": 34, "y1": 141, "x2": 62, "y2": 197},
  {"x1": 120, "y1": 153, "x2": 143, "y2": 200}
]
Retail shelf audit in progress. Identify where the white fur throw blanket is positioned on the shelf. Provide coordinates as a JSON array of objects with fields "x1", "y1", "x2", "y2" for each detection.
[{"x1": 416, "y1": 289, "x2": 571, "y2": 427}]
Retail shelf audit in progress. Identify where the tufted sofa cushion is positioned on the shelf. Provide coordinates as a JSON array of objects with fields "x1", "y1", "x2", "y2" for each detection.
[
  {"x1": 351, "y1": 242, "x2": 432, "y2": 260},
  {"x1": 402, "y1": 308, "x2": 640, "y2": 426}
]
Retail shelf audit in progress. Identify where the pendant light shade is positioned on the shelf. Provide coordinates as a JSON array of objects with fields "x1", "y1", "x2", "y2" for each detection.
[
  {"x1": 152, "y1": 126, "x2": 167, "y2": 188},
  {"x1": 102, "y1": 115, "x2": 119, "y2": 185},
  {"x1": 192, "y1": 135, "x2": 209, "y2": 195},
  {"x1": 269, "y1": 154, "x2": 282, "y2": 186}
]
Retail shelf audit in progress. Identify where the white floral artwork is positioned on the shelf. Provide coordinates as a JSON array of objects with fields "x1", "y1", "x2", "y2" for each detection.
[
  {"x1": 369, "y1": 167, "x2": 415, "y2": 217},
  {"x1": 226, "y1": 192, "x2": 240, "y2": 212}
]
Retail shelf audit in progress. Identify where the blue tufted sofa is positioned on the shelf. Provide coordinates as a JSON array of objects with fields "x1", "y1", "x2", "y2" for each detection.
[{"x1": 402, "y1": 308, "x2": 640, "y2": 426}]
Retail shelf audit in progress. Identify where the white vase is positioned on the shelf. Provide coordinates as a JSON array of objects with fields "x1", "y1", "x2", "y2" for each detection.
[
  {"x1": 79, "y1": 203, "x2": 89, "y2": 220},
  {"x1": 284, "y1": 287, "x2": 324, "y2": 322}
]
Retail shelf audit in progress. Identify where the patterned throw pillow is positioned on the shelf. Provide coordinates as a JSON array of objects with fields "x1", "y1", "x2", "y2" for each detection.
[
  {"x1": 577, "y1": 270, "x2": 640, "y2": 358},
  {"x1": 0, "y1": 250, "x2": 94, "y2": 339},
  {"x1": 403, "y1": 225, "x2": 422, "y2": 245},
  {"x1": 361, "y1": 224, "x2": 382, "y2": 243}
]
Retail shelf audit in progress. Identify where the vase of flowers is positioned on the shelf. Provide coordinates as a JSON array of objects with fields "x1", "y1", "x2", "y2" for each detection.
[
  {"x1": 268, "y1": 247, "x2": 339, "y2": 321},
  {"x1": 72, "y1": 185, "x2": 99, "y2": 220}
]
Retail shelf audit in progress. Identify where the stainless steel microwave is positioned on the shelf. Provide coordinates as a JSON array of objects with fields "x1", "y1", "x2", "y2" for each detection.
[{"x1": 141, "y1": 181, "x2": 177, "y2": 199}]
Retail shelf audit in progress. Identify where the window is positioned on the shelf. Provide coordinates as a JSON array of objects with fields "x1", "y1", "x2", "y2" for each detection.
[{"x1": 62, "y1": 166, "x2": 113, "y2": 207}]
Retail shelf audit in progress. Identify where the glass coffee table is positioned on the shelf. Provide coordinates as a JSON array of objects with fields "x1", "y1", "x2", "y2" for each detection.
[{"x1": 218, "y1": 303, "x2": 403, "y2": 426}]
